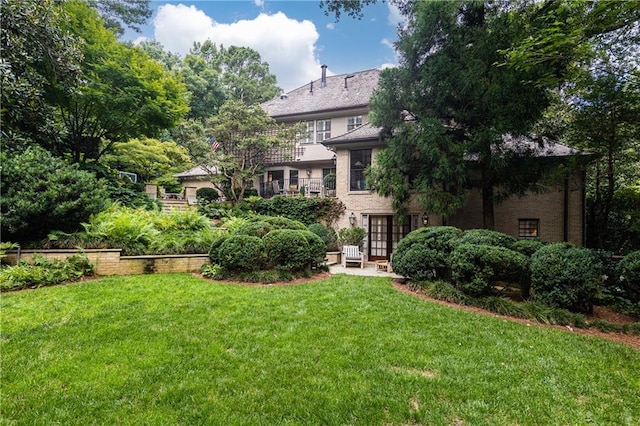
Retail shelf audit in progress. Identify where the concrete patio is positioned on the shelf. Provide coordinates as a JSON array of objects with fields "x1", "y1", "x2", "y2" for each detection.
[{"x1": 328, "y1": 262, "x2": 402, "y2": 278}]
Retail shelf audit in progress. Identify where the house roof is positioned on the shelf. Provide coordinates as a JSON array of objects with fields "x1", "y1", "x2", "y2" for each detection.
[
  {"x1": 174, "y1": 165, "x2": 216, "y2": 178},
  {"x1": 322, "y1": 122, "x2": 383, "y2": 146},
  {"x1": 261, "y1": 68, "x2": 380, "y2": 118}
]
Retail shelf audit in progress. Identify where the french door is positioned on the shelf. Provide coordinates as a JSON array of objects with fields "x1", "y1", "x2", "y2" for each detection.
[{"x1": 367, "y1": 215, "x2": 412, "y2": 261}]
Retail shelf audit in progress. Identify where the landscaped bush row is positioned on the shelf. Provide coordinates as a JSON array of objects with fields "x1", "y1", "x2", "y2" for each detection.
[
  {"x1": 207, "y1": 216, "x2": 327, "y2": 278},
  {"x1": 0, "y1": 254, "x2": 94, "y2": 291},
  {"x1": 393, "y1": 227, "x2": 640, "y2": 315},
  {"x1": 41, "y1": 205, "x2": 223, "y2": 255}
]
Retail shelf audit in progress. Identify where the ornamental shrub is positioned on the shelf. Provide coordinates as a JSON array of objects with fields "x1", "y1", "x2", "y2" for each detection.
[
  {"x1": 233, "y1": 221, "x2": 274, "y2": 238},
  {"x1": 1, "y1": 146, "x2": 108, "y2": 242},
  {"x1": 0, "y1": 254, "x2": 93, "y2": 291},
  {"x1": 391, "y1": 226, "x2": 463, "y2": 281},
  {"x1": 209, "y1": 235, "x2": 230, "y2": 264},
  {"x1": 258, "y1": 215, "x2": 307, "y2": 230},
  {"x1": 263, "y1": 229, "x2": 310, "y2": 271},
  {"x1": 299, "y1": 230, "x2": 327, "y2": 266},
  {"x1": 511, "y1": 239, "x2": 547, "y2": 257},
  {"x1": 531, "y1": 243, "x2": 604, "y2": 313},
  {"x1": 458, "y1": 229, "x2": 517, "y2": 250},
  {"x1": 196, "y1": 187, "x2": 219, "y2": 203},
  {"x1": 307, "y1": 223, "x2": 338, "y2": 251},
  {"x1": 337, "y1": 227, "x2": 367, "y2": 248},
  {"x1": 451, "y1": 243, "x2": 529, "y2": 297},
  {"x1": 617, "y1": 250, "x2": 640, "y2": 303},
  {"x1": 217, "y1": 235, "x2": 265, "y2": 272}
]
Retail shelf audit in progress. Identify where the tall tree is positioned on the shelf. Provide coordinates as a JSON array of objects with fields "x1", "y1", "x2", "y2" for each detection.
[
  {"x1": 181, "y1": 41, "x2": 227, "y2": 119},
  {"x1": 569, "y1": 65, "x2": 640, "y2": 251},
  {"x1": 51, "y1": 1, "x2": 189, "y2": 162},
  {"x1": 203, "y1": 100, "x2": 301, "y2": 204},
  {"x1": 367, "y1": 1, "x2": 552, "y2": 228},
  {"x1": 86, "y1": 0, "x2": 152, "y2": 37},
  {"x1": 0, "y1": 0, "x2": 81, "y2": 152},
  {"x1": 215, "y1": 45, "x2": 281, "y2": 105}
]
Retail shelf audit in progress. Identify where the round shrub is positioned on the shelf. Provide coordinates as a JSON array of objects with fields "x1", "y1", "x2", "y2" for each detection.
[
  {"x1": 299, "y1": 230, "x2": 327, "y2": 266},
  {"x1": 617, "y1": 250, "x2": 640, "y2": 303},
  {"x1": 263, "y1": 229, "x2": 310, "y2": 272},
  {"x1": 392, "y1": 247, "x2": 446, "y2": 281},
  {"x1": 458, "y1": 229, "x2": 517, "y2": 250},
  {"x1": 531, "y1": 243, "x2": 604, "y2": 313},
  {"x1": 218, "y1": 235, "x2": 265, "y2": 272},
  {"x1": 512, "y1": 239, "x2": 547, "y2": 257},
  {"x1": 208, "y1": 235, "x2": 229, "y2": 264},
  {"x1": 196, "y1": 187, "x2": 219, "y2": 203},
  {"x1": 259, "y1": 215, "x2": 307, "y2": 230},
  {"x1": 451, "y1": 243, "x2": 529, "y2": 297},
  {"x1": 391, "y1": 226, "x2": 463, "y2": 281},
  {"x1": 307, "y1": 223, "x2": 338, "y2": 251},
  {"x1": 233, "y1": 221, "x2": 274, "y2": 238}
]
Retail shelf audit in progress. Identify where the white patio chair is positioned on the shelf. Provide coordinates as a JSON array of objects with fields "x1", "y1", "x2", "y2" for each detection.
[{"x1": 341, "y1": 245, "x2": 364, "y2": 269}]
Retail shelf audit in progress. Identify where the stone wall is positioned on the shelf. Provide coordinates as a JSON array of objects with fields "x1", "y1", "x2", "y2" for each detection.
[{"x1": 3, "y1": 250, "x2": 210, "y2": 276}]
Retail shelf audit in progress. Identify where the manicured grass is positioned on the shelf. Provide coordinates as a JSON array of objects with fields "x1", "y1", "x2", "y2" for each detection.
[{"x1": 2, "y1": 274, "x2": 639, "y2": 425}]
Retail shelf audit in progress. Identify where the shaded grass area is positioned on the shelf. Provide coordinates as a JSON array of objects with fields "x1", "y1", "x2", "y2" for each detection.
[{"x1": 2, "y1": 274, "x2": 639, "y2": 425}]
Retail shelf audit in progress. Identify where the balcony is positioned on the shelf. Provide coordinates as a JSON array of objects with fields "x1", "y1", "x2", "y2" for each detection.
[{"x1": 259, "y1": 178, "x2": 336, "y2": 198}]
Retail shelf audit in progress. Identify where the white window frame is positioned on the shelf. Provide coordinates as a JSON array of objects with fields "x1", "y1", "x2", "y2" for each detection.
[
  {"x1": 301, "y1": 120, "x2": 314, "y2": 144},
  {"x1": 347, "y1": 116, "x2": 363, "y2": 131},
  {"x1": 316, "y1": 119, "x2": 331, "y2": 142}
]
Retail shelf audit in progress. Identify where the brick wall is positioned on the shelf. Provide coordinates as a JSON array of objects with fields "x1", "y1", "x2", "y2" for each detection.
[
  {"x1": 3, "y1": 250, "x2": 210, "y2": 276},
  {"x1": 334, "y1": 147, "x2": 584, "y2": 245}
]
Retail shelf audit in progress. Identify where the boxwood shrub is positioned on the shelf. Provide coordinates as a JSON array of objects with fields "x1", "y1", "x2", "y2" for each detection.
[
  {"x1": 208, "y1": 235, "x2": 230, "y2": 264},
  {"x1": 457, "y1": 229, "x2": 517, "y2": 250},
  {"x1": 391, "y1": 226, "x2": 463, "y2": 281},
  {"x1": 263, "y1": 229, "x2": 310, "y2": 272},
  {"x1": 307, "y1": 223, "x2": 338, "y2": 251},
  {"x1": 233, "y1": 221, "x2": 274, "y2": 238},
  {"x1": 511, "y1": 239, "x2": 547, "y2": 257},
  {"x1": 217, "y1": 235, "x2": 265, "y2": 272},
  {"x1": 258, "y1": 215, "x2": 307, "y2": 230},
  {"x1": 299, "y1": 230, "x2": 328, "y2": 266},
  {"x1": 451, "y1": 243, "x2": 529, "y2": 297},
  {"x1": 531, "y1": 243, "x2": 604, "y2": 314},
  {"x1": 617, "y1": 250, "x2": 640, "y2": 303}
]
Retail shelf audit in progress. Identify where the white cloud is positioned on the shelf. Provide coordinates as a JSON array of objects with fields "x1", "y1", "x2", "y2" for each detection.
[
  {"x1": 326, "y1": 22, "x2": 335, "y2": 30},
  {"x1": 380, "y1": 38, "x2": 399, "y2": 68},
  {"x1": 379, "y1": 63, "x2": 398, "y2": 70},
  {"x1": 153, "y1": 4, "x2": 323, "y2": 91},
  {"x1": 254, "y1": 0, "x2": 265, "y2": 7},
  {"x1": 131, "y1": 35, "x2": 149, "y2": 46},
  {"x1": 387, "y1": 3, "x2": 407, "y2": 27},
  {"x1": 381, "y1": 38, "x2": 394, "y2": 50}
]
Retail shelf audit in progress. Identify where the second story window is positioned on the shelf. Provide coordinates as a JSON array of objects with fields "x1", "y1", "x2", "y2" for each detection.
[
  {"x1": 350, "y1": 149, "x2": 371, "y2": 191},
  {"x1": 316, "y1": 119, "x2": 331, "y2": 142},
  {"x1": 301, "y1": 120, "x2": 314, "y2": 144},
  {"x1": 347, "y1": 116, "x2": 363, "y2": 131}
]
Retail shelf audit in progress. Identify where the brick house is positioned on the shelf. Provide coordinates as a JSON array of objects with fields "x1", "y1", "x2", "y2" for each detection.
[{"x1": 260, "y1": 66, "x2": 586, "y2": 262}]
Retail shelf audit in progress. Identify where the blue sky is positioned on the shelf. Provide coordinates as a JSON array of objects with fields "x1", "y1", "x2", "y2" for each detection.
[{"x1": 122, "y1": 0, "x2": 403, "y2": 91}]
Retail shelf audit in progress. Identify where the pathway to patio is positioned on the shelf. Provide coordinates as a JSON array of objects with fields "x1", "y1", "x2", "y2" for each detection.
[{"x1": 329, "y1": 262, "x2": 402, "y2": 279}]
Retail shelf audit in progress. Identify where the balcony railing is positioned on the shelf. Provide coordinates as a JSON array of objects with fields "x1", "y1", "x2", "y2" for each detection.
[{"x1": 259, "y1": 178, "x2": 336, "y2": 198}]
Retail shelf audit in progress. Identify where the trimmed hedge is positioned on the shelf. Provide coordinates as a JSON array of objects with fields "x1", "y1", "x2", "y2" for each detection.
[
  {"x1": 217, "y1": 235, "x2": 265, "y2": 272},
  {"x1": 451, "y1": 243, "x2": 529, "y2": 297},
  {"x1": 196, "y1": 187, "x2": 219, "y2": 203},
  {"x1": 531, "y1": 243, "x2": 604, "y2": 314},
  {"x1": 307, "y1": 223, "x2": 338, "y2": 251},
  {"x1": 233, "y1": 221, "x2": 274, "y2": 238},
  {"x1": 258, "y1": 215, "x2": 307, "y2": 231},
  {"x1": 511, "y1": 239, "x2": 547, "y2": 257},
  {"x1": 299, "y1": 230, "x2": 327, "y2": 266},
  {"x1": 617, "y1": 250, "x2": 640, "y2": 303},
  {"x1": 458, "y1": 229, "x2": 517, "y2": 250},
  {"x1": 263, "y1": 229, "x2": 311, "y2": 272},
  {"x1": 391, "y1": 226, "x2": 463, "y2": 281}
]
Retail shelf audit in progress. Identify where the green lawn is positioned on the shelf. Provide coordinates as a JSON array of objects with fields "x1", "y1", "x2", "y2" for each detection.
[{"x1": 2, "y1": 274, "x2": 639, "y2": 425}]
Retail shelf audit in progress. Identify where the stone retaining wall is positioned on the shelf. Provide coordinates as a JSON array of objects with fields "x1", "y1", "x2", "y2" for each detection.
[{"x1": 3, "y1": 250, "x2": 210, "y2": 276}]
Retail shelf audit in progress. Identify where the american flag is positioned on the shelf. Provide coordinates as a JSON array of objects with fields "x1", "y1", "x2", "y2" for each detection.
[{"x1": 211, "y1": 139, "x2": 220, "y2": 152}]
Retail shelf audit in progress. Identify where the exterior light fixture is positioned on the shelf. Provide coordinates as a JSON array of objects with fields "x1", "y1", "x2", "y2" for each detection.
[
  {"x1": 349, "y1": 212, "x2": 356, "y2": 226},
  {"x1": 422, "y1": 213, "x2": 429, "y2": 227},
  {"x1": 332, "y1": 154, "x2": 337, "y2": 166}
]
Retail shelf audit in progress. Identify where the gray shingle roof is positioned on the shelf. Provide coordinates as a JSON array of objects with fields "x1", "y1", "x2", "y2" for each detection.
[
  {"x1": 261, "y1": 68, "x2": 380, "y2": 118},
  {"x1": 322, "y1": 122, "x2": 382, "y2": 146}
]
